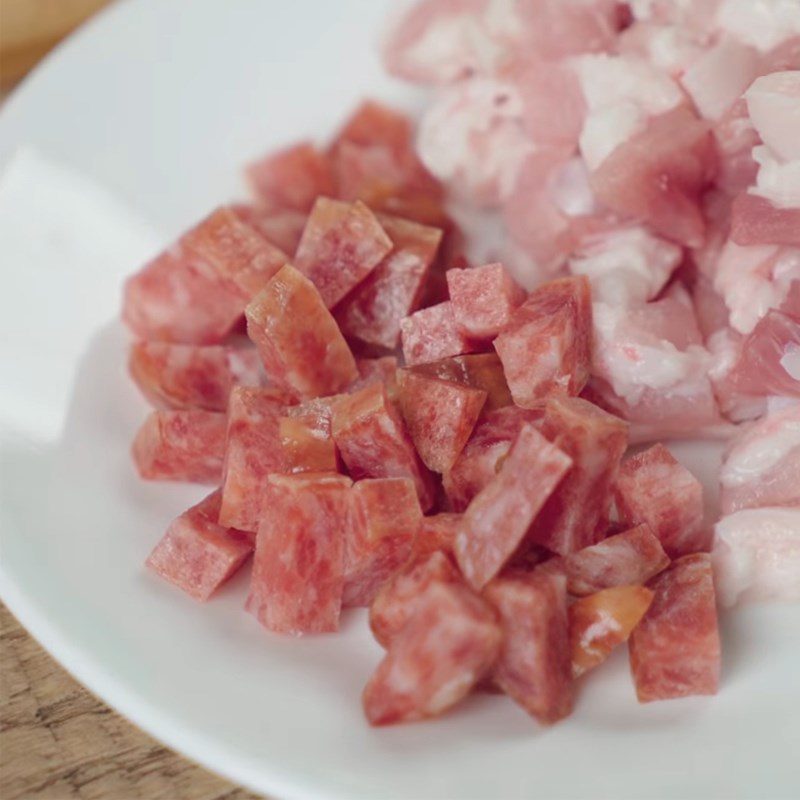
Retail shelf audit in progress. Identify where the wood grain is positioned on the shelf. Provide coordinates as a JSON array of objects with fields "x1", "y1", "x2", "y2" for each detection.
[{"x1": 0, "y1": 603, "x2": 264, "y2": 800}]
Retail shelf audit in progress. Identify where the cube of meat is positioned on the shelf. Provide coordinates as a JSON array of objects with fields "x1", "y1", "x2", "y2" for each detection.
[
  {"x1": 246, "y1": 472, "x2": 353, "y2": 634},
  {"x1": 401, "y1": 301, "x2": 481, "y2": 366},
  {"x1": 146, "y1": 491, "x2": 253, "y2": 601},
  {"x1": 245, "y1": 263, "x2": 358, "y2": 399},
  {"x1": 131, "y1": 409, "x2": 227, "y2": 484}
]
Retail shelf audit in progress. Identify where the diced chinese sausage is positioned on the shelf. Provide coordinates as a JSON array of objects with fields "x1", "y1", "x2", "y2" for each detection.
[
  {"x1": 401, "y1": 301, "x2": 481, "y2": 366},
  {"x1": 246, "y1": 473, "x2": 352, "y2": 634},
  {"x1": 131, "y1": 409, "x2": 226, "y2": 484},
  {"x1": 363, "y1": 581, "x2": 501, "y2": 725},
  {"x1": 146, "y1": 491, "x2": 252, "y2": 601},
  {"x1": 413, "y1": 513, "x2": 461, "y2": 560},
  {"x1": 629, "y1": 554, "x2": 721, "y2": 702}
]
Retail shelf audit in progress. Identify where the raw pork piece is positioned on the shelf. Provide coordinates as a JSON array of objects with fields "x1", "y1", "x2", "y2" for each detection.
[
  {"x1": 332, "y1": 381, "x2": 435, "y2": 511},
  {"x1": 363, "y1": 581, "x2": 501, "y2": 725},
  {"x1": 335, "y1": 214, "x2": 442, "y2": 349},
  {"x1": 720, "y1": 405, "x2": 800, "y2": 513},
  {"x1": 123, "y1": 206, "x2": 288, "y2": 345},
  {"x1": 396, "y1": 369, "x2": 487, "y2": 473},
  {"x1": 128, "y1": 341, "x2": 264, "y2": 412},
  {"x1": 443, "y1": 406, "x2": 544, "y2": 512},
  {"x1": 724, "y1": 309, "x2": 800, "y2": 398},
  {"x1": 446, "y1": 262, "x2": 525, "y2": 339},
  {"x1": 570, "y1": 586, "x2": 654, "y2": 678},
  {"x1": 494, "y1": 276, "x2": 592, "y2": 408},
  {"x1": 247, "y1": 472, "x2": 353, "y2": 634},
  {"x1": 246, "y1": 142, "x2": 334, "y2": 212},
  {"x1": 294, "y1": 198, "x2": 393, "y2": 308},
  {"x1": 529, "y1": 396, "x2": 628, "y2": 555},
  {"x1": 349, "y1": 357, "x2": 399, "y2": 399},
  {"x1": 706, "y1": 328, "x2": 768, "y2": 423},
  {"x1": 629, "y1": 554, "x2": 721, "y2": 702},
  {"x1": 219, "y1": 387, "x2": 285, "y2": 531},
  {"x1": 731, "y1": 193, "x2": 800, "y2": 247},
  {"x1": 712, "y1": 507, "x2": 800, "y2": 606},
  {"x1": 344, "y1": 478, "x2": 422, "y2": 607},
  {"x1": 279, "y1": 399, "x2": 339, "y2": 474},
  {"x1": 546, "y1": 524, "x2": 670, "y2": 596},
  {"x1": 412, "y1": 353, "x2": 512, "y2": 411},
  {"x1": 245, "y1": 264, "x2": 358, "y2": 399},
  {"x1": 590, "y1": 107, "x2": 716, "y2": 247},
  {"x1": 413, "y1": 513, "x2": 461, "y2": 560},
  {"x1": 369, "y1": 550, "x2": 462, "y2": 648},
  {"x1": 146, "y1": 491, "x2": 253, "y2": 601},
  {"x1": 401, "y1": 301, "x2": 481, "y2": 366},
  {"x1": 131, "y1": 409, "x2": 226, "y2": 484},
  {"x1": 454, "y1": 424, "x2": 572, "y2": 590},
  {"x1": 484, "y1": 571, "x2": 573, "y2": 724},
  {"x1": 745, "y1": 71, "x2": 800, "y2": 163},
  {"x1": 614, "y1": 444, "x2": 708, "y2": 558}
]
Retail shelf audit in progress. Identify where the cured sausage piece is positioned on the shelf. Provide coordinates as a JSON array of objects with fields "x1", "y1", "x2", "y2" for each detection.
[
  {"x1": 483, "y1": 571, "x2": 573, "y2": 724},
  {"x1": 336, "y1": 214, "x2": 442, "y2": 350},
  {"x1": 219, "y1": 387, "x2": 287, "y2": 531},
  {"x1": 614, "y1": 443, "x2": 708, "y2": 558},
  {"x1": 294, "y1": 198, "x2": 393, "y2": 309},
  {"x1": 629, "y1": 553, "x2": 721, "y2": 702},
  {"x1": 245, "y1": 264, "x2": 358, "y2": 399},
  {"x1": 396, "y1": 369, "x2": 487, "y2": 473},
  {"x1": 131, "y1": 409, "x2": 227, "y2": 484},
  {"x1": 128, "y1": 341, "x2": 265, "y2": 412},
  {"x1": 446, "y1": 262, "x2": 526, "y2": 339},
  {"x1": 545, "y1": 524, "x2": 670, "y2": 596},
  {"x1": 343, "y1": 478, "x2": 422, "y2": 608},
  {"x1": 146, "y1": 491, "x2": 253, "y2": 602},
  {"x1": 246, "y1": 472, "x2": 353, "y2": 634},
  {"x1": 369, "y1": 550, "x2": 462, "y2": 648},
  {"x1": 454, "y1": 424, "x2": 572, "y2": 590},
  {"x1": 348, "y1": 356, "x2": 399, "y2": 399},
  {"x1": 412, "y1": 513, "x2": 461, "y2": 561},
  {"x1": 569, "y1": 586, "x2": 654, "y2": 678},
  {"x1": 528, "y1": 396, "x2": 628, "y2": 555},
  {"x1": 363, "y1": 581, "x2": 501, "y2": 725},
  {"x1": 332, "y1": 381, "x2": 436, "y2": 511},
  {"x1": 494, "y1": 276, "x2": 592, "y2": 408},
  {"x1": 401, "y1": 301, "x2": 482, "y2": 366}
]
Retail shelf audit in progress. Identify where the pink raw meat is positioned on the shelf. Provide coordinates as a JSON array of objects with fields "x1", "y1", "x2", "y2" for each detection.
[
  {"x1": 132, "y1": 409, "x2": 227, "y2": 484},
  {"x1": 484, "y1": 571, "x2": 573, "y2": 724},
  {"x1": 446, "y1": 262, "x2": 526, "y2": 339},
  {"x1": 246, "y1": 142, "x2": 334, "y2": 213},
  {"x1": 332, "y1": 381, "x2": 436, "y2": 511},
  {"x1": 247, "y1": 472, "x2": 353, "y2": 634},
  {"x1": 344, "y1": 478, "x2": 422, "y2": 608},
  {"x1": 494, "y1": 276, "x2": 592, "y2": 408},
  {"x1": 219, "y1": 387, "x2": 286, "y2": 532},
  {"x1": 396, "y1": 369, "x2": 487, "y2": 473},
  {"x1": 363, "y1": 581, "x2": 501, "y2": 725},
  {"x1": 629, "y1": 554, "x2": 721, "y2": 702},
  {"x1": 369, "y1": 550, "x2": 462, "y2": 648},
  {"x1": 614, "y1": 444, "x2": 708, "y2": 558},
  {"x1": 128, "y1": 341, "x2": 264, "y2": 412},
  {"x1": 401, "y1": 301, "x2": 481, "y2": 366},
  {"x1": 336, "y1": 214, "x2": 442, "y2": 349},
  {"x1": 545, "y1": 524, "x2": 670, "y2": 596},
  {"x1": 529, "y1": 396, "x2": 628, "y2": 555},
  {"x1": 294, "y1": 198, "x2": 393, "y2": 308},
  {"x1": 720, "y1": 405, "x2": 800, "y2": 514},
  {"x1": 454, "y1": 424, "x2": 572, "y2": 590},
  {"x1": 731, "y1": 193, "x2": 800, "y2": 247},
  {"x1": 443, "y1": 406, "x2": 544, "y2": 512},
  {"x1": 146, "y1": 491, "x2": 253, "y2": 601},
  {"x1": 245, "y1": 263, "x2": 358, "y2": 399}
]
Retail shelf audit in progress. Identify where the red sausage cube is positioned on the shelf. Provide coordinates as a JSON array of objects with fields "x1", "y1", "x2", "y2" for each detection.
[{"x1": 401, "y1": 302, "x2": 481, "y2": 366}]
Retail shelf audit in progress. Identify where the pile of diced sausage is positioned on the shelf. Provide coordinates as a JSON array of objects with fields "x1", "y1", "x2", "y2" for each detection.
[{"x1": 122, "y1": 0, "x2": 800, "y2": 727}]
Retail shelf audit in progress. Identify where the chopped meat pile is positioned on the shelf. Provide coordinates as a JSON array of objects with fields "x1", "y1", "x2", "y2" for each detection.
[{"x1": 122, "y1": 0, "x2": 800, "y2": 729}]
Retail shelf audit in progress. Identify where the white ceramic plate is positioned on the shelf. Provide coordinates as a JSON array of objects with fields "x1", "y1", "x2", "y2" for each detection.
[{"x1": 1, "y1": 2, "x2": 798, "y2": 798}]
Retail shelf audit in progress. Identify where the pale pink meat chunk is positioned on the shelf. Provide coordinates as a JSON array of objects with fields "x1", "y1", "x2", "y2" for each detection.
[
  {"x1": 712, "y1": 507, "x2": 800, "y2": 607},
  {"x1": 745, "y1": 71, "x2": 800, "y2": 162}
]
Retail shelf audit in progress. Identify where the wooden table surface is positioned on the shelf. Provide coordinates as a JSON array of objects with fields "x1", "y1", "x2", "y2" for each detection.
[
  {"x1": 0, "y1": 3, "x2": 266, "y2": 798},
  {"x1": 0, "y1": 603, "x2": 264, "y2": 800}
]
